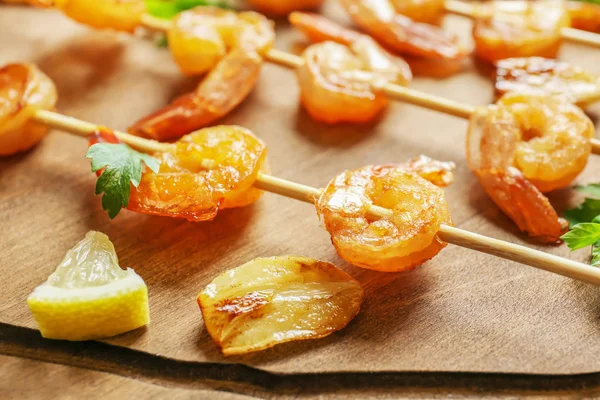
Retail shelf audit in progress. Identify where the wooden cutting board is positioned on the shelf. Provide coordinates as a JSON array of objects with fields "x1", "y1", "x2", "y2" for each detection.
[{"x1": 2, "y1": 2, "x2": 600, "y2": 394}]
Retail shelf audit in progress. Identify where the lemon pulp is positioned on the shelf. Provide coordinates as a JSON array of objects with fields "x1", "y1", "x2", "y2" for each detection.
[{"x1": 27, "y1": 231, "x2": 149, "y2": 341}]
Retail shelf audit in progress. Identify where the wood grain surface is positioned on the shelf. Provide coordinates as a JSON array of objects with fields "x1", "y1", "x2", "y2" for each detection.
[{"x1": 1, "y1": 2, "x2": 600, "y2": 394}]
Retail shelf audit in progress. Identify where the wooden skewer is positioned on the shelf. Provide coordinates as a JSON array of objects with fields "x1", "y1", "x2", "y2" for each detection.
[
  {"x1": 444, "y1": 0, "x2": 600, "y2": 48},
  {"x1": 139, "y1": 15, "x2": 600, "y2": 153},
  {"x1": 30, "y1": 108, "x2": 600, "y2": 287}
]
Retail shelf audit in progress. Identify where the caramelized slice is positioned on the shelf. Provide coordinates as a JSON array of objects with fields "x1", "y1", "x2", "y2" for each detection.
[{"x1": 198, "y1": 256, "x2": 363, "y2": 355}]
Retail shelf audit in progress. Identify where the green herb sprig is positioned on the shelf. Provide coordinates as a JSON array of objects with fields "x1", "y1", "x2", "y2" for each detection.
[
  {"x1": 86, "y1": 143, "x2": 160, "y2": 219},
  {"x1": 561, "y1": 184, "x2": 600, "y2": 266},
  {"x1": 145, "y1": 0, "x2": 232, "y2": 20}
]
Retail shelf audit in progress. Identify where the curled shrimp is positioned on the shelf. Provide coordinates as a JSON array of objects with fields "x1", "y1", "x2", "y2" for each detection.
[
  {"x1": 297, "y1": 38, "x2": 412, "y2": 124},
  {"x1": 0, "y1": 63, "x2": 57, "y2": 156},
  {"x1": 472, "y1": 0, "x2": 571, "y2": 64},
  {"x1": 290, "y1": 12, "x2": 463, "y2": 78},
  {"x1": 53, "y1": 0, "x2": 146, "y2": 33},
  {"x1": 566, "y1": 0, "x2": 600, "y2": 33},
  {"x1": 167, "y1": 7, "x2": 274, "y2": 75},
  {"x1": 90, "y1": 125, "x2": 268, "y2": 221},
  {"x1": 339, "y1": 0, "x2": 467, "y2": 60},
  {"x1": 316, "y1": 156, "x2": 454, "y2": 272},
  {"x1": 247, "y1": 0, "x2": 324, "y2": 16},
  {"x1": 467, "y1": 93, "x2": 595, "y2": 242},
  {"x1": 494, "y1": 57, "x2": 600, "y2": 106},
  {"x1": 129, "y1": 49, "x2": 262, "y2": 141}
]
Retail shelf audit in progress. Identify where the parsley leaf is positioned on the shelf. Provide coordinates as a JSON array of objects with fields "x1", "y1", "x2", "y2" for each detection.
[
  {"x1": 561, "y1": 223, "x2": 600, "y2": 251},
  {"x1": 564, "y1": 198, "x2": 600, "y2": 227},
  {"x1": 145, "y1": 0, "x2": 232, "y2": 20},
  {"x1": 86, "y1": 143, "x2": 160, "y2": 219}
]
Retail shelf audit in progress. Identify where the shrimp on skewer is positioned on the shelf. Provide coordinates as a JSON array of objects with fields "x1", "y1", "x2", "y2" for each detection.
[
  {"x1": 339, "y1": 0, "x2": 467, "y2": 60},
  {"x1": 247, "y1": 0, "x2": 324, "y2": 16},
  {"x1": 166, "y1": 7, "x2": 274, "y2": 76},
  {"x1": 297, "y1": 37, "x2": 412, "y2": 124},
  {"x1": 53, "y1": 0, "x2": 147, "y2": 33},
  {"x1": 467, "y1": 93, "x2": 595, "y2": 243},
  {"x1": 316, "y1": 157, "x2": 454, "y2": 272},
  {"x1": 128, "y1": 50, "x2": 262, "y2": 141},
  {"x1": 129, "y1": 7, "x2": 275, "y2": 140},
  {"x1": 0, "y1": 63, "x2": 57, "y2": 156},
  {"x1": 90, "y1": 125, "x2": 268, "y2": 221},
  {"x1": 494, "y1": 57, "x2": 600, "y2": 106},
  {"x1": 289, "y1": 11, "x2": 465, "y2": 78},
  {"x1": 472, "y1": 0, "x2": 571, "y2": 64},
  {"x1": 566, "y1": 0, "x2": 600, "y2": 33}
]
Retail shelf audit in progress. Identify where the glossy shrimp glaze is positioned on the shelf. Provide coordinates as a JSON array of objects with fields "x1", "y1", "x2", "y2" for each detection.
[
  {"x1": 0, "y1": 63, "x2": 57, "y2": 156},
  {"x1": 473, "y1": 0, "x2": 571, "y2": 63},
  {"x1": 316, "y1": 156, "x2": 454, "y2": 271},
  {"x1": 54, "y1": 0, "x2": 146, "y2": 32},
  {"x1": 91, "y1": 126, "x2": 268, "y2": 221},
  {"x1": 467, "y1": 93, "x2": 595, "y2": 242},
  {"x1": 297, "y1": 38, "x2": 412, "y2": 124}
]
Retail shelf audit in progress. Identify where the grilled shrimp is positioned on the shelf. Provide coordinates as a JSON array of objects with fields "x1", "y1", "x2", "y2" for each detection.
[
  {"x1": 290, "y1": 12, "x2": 462, "y2": 78},
  {"x1": 129, "y1": 49, "x2": 262, "y2": 141},
  {"x1": 0, "y1": 63, "x2": 57, "y2": 156},
  {"x1": 53, "y1": 0, "x2": 146, "y2": 33},
  {"x1": 467, "y1": 93, "x2": 595, "y2": 242},
  {"x1": 566, "y1": 0, "x2": 600, "y2": 33},
  {"x1": 339, "y1": 0, "x2": 466, "y2": 60},
  {"x1": 167, "y1": 7, "x2": 274, "y2": 75},
  {"x1": 297, "y1": 38, "x2": 412, "y2": 124},
  {"x1": 472, "y1": 0, "x2": 571, "y2": 63},
  {"x1": 247, "y1": 0, "x2": 324, "y2": 16},
  {"x1": 90, "y1": 126, "x2": 268, "y2": 221},
  {"x1": 316, "y1": 157, "x2": 454, "y2": 272},
  {"x1": 495, "y1": 57, "x2": 600, "y2": 106},
  {"x1": 389, "y1": 0, "x2": 445, "y2": 25}
]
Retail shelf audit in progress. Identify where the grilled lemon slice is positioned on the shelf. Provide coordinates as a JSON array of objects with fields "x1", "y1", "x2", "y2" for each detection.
[{"x1": 198, "y1": 255, "x2": 363, "y2": 355}]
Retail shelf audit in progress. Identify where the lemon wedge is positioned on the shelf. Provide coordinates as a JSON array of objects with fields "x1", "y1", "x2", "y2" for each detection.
[{"x1": 27, "y1": 231, "x2": 149, "y2": 341}]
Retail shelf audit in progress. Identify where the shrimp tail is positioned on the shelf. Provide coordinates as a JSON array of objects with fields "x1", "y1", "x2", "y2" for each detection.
[
  {"x1": 129, "y1": 50, "x2": 262, "y2": 141},
  {"x1": 476, "y1": 167, "x2": 568, "y2": 244}
]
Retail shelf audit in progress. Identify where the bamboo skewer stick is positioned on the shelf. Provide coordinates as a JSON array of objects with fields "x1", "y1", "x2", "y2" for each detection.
[
  {"x1": 444, "y1": 0, "x2": 600, "y2": 48},
  {"x1": 139, "y1": 15, "x2": 600, "y2": 152},
  {"x1": 30, "y1": 108, "x2": 600, "y2": 287}
]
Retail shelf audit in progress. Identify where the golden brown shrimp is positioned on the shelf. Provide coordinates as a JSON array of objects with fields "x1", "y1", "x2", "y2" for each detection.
[
  {"x1": 316, "y1": 157, "x2": 454, "y2": 272},
  {"x1": 566, "y1": 1, "x2": 600, "y2": 33},
  {"x1": 53, "y1": 0, "x2": 146, "y2": 33},
  {"x1": 129, "y1": 49, "x2": 262, "y2": 141},
  {"x1": 495, "y1": 57, "x2": 600, "y2": 106},
  {"x1": 339, "y1": 0, "x2": 467, "y2": 60},
  {"x1": 0, "y1": 63, "x2": 57, "y2": 156},
  {"x1": 167, "y1": 7, "x2": 274, "y2": 75},
  {"x1": 247, "y1": 0, "x2": 324, "y2": 16},
  {"x1": 472, "y1": 0, "x2": 571, "y2": 64},
  {"x1": 290, "y1": 12, "x2": 464, "y2": 78},
  {"x1": 467, "y1": 93, "x2": 595, "y2": 242},
  {"x1": 91, "y1": 126, "x2": 268, "y2": 221},
  {"x1": 297, "y1": 38, "x2": 412, "y2": 124},
  {"x1": 389, "y1": 0, "x2": 445, "y2": 25}
]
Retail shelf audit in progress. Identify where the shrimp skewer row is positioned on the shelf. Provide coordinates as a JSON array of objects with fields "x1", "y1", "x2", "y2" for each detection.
[
  {"x1": 12, "y1": 106, "x2": 600, "y2": 286},
  {"x1": 444, "y1": 0, "x2": 600, "y2": 53}
]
